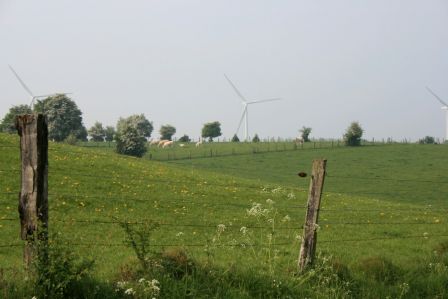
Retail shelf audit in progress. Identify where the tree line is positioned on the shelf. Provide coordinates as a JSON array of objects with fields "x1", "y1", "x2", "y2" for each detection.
[{"x1": 1, "y1": 95, "x2": 368, "y2": 157}]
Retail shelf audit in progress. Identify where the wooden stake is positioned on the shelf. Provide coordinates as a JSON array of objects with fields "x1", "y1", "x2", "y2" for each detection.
[
  {"x1": 16, "y1": 114, "x2": 48, "y2": 267},
  {"x1": 298, "y1": 159, "x2": 327, "y2": 271}
]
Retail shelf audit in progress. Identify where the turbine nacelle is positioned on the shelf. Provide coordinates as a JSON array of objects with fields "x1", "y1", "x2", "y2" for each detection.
[{"x1": 225, "y1": 74, "x2": 282, "y2": 141}]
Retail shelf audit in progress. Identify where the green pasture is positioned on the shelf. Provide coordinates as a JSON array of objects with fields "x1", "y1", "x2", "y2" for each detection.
[{"x1": 1, "y1": 133, "x2": 447, "y2": 297}]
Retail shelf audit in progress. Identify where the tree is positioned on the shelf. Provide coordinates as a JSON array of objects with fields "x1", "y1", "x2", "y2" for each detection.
[
  {"x1": 34, "y1": 95, "x2": 87, "y2": 142},
  {"x1": 178, "y1": 134, "x2": 191, "y2": 142},
  {"x1": 299, "y1": 126, "x2": 312, "y2": 142},
  {"x1": 252, "y1": 134, "x2": 260, "y2": 143},
  {"x1": 104, "y1": 126, "x2": 116, "y2": 142},
  {"x1": 88, "y1": 122, "x2": 105, "y2": 142},
  {"x1": 159, "y1": 124, "x2": 176, "y2": 141},
  {"x1": 419, "y1": 136, "x2": 435, "y2": 144},
  {"x1": 0, "y1": 104, "x2": 32, "y2": 133},
  {"x1": 201, "y1": 121, "x2": 222, "y2": 142},
  {"x1": 115, "y1": 125, "x2": 147, "y2": 157},
  {"x1": 343, "y1": 121, "x2": 363, "y2": 146},
  {"x1": 117, "y1": 114, "x2": 153, "y2": 139},
  {"x1": 231, "y1": 134, "x2": 240, "y2": 142}
]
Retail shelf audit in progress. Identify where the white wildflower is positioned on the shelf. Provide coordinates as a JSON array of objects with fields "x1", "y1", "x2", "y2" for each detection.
[
  {"x1": 150, "y1": 279, "x2": 160, "y2": 295},
  {"x1": 287, "y1": 192, "x2": 296, "y2": 200},
  {"x1": 217, "y1": 224, "x2": 226, "y2": 233},
  {"x1": 247, "y1": 203, "x2": 262, "y2": 217},
  {"x1": 240, "y1": 226, "x2": 247, "y2": 235},
  {"x1": 266, "y1": 198, "x2": 275, "y2": 205},
  {"x1": 116, "y1": 281, "x2": 127, "y2": 289},
  {"x1": 282, "y1": 215, "x2": 291, "y2": 222},
  {"x1": 138, "y1": 278, "x2": 145, "y2": 284},
  {"x1": 124, "y1": 288, "x2": 135, "y2": 295},
  {"x1": 176, "y1": 232, "x2": 184, "y2": 237}
]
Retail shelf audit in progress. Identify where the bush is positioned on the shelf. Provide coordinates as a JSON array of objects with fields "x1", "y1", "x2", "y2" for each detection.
[
  {"x1": 33, "y1": 236, "x2": 95, "y2": 299},
  {"x1": 344, "y1": 122, "x2": 363, "y2": 146},
  {"x1": 419, "y1": 136, "x2": 436, "y2": 144},
  {"x1": 252, "y1": 134, "x2": 260, "y2": 143},
  {"x1": 64, "y1": 133, "x2": 78, "y2": 145},
  {"x1": 231, "y1": 134, "x2": 240, "y2": 142},
  {"x1": 178, "y1": 134, "x2": 191, "y2": 142},
  {"x1": 115, "y1": 126, "x2": 147, "y2": 157}
]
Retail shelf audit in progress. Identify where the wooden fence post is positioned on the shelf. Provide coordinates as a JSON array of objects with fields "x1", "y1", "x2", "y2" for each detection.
[
  {"x1": 298, "y1": 159, "x2": 327, "y2": 271},
  {"x1": 16, "y1": 114, "x2": 48, "y2": 267}
]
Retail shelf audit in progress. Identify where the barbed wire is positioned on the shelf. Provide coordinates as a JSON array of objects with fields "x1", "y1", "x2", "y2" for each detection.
[
  {"x1": 2, "y1": 233, "x2": 447, "y2": 249},
  {"x1": 326, "y1": 174, "x2": 448, "y2": 184},
  {"x1": 319, "y1": 234, "x2": 448, "y2": 243},
  {"x1": 319, "y1": 221, "x2": 444, "y2": 225}
]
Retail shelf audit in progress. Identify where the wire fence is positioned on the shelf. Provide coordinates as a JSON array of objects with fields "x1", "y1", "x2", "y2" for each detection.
[{"x1": 1, "y1": 139, "x2": 448, "y2": 265}]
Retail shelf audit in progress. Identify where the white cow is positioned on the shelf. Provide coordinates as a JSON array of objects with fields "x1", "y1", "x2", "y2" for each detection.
[
  {"x1": 149, "y1": 139, "x2": 160, "y2": 146},
  {"x1": 162, "y1": 140, "x2": 174, "y2": 148},
  {"x1": 158, "y1": 140, "x2": 170, "y2": 147}
]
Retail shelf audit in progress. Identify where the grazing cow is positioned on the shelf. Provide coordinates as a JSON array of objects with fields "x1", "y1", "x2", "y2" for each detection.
[
  {"x1": 149, "y1": 139, "x2": 160, "y2": 146},
  {"x1": 295, "y1": 137, "x2": 304, "y2": 145},
  {"x1": 179, "y1": 143, "x2": 186, "y2": 148},
  {"x1": 162, "y1": 140, "x2": 174, "y2": 148},
  {"x1": 158, "y1": 140, "x2": 170, "y2": 147}
]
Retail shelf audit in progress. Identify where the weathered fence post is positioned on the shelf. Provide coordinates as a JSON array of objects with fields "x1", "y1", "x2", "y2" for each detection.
[
  {"x1": 16, "y1": 114, "x2": 48, "y2": 267},
  {"x1": 298, "y1": 159, "x2": 327, "y2": 271}
]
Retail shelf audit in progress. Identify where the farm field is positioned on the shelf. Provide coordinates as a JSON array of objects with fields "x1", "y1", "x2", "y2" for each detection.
[{"x1": 1, "y1": 133, "x2": 448, "y2": 298}]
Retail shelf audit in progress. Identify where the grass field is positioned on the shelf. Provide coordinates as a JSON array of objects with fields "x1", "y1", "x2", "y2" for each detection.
[{"x1": 1, "y1": 133, "x2": 447, "y2": 298}]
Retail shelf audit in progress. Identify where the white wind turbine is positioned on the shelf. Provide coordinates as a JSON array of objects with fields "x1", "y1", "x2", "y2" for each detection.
[
  {"x1": 426, "y1": 86, "x2": 448, "y2": 141},
  {"x1": 8, "y1": 65, "x2": 72, "y2": 109},
  {"x1": 224, "y1": 74, "x2": 282, "y2": 142}
]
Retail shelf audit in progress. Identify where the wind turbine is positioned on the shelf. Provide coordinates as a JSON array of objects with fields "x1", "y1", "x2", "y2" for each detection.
[
  {"x1": 224, "y1": 74, "x2": 281, "y2": 142},
  {"x1": 8, "y1": 65, "x2": 71, "y2": 109},
  {"x1": 426, "y1": 86, "x2": 448, "y2": 141}
]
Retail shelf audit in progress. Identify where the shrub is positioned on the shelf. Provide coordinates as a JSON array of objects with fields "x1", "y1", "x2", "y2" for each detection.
[
  {"x1": 252, "y1": 134, "x2": 260, "y2": 143},
  {"x1": 299, "y1": 126, "x2": 312, "y2": 142},
  {"x1": 343, "y1": 122, "x2": 364, "y2": 146},
  {"x1": 33, "y1": 236, "x2": 95, "y2": 299},
  {"x1": 178, "y1": 134, "x2": 190, "y2": 142},
  {"x1": 160, "y1": 247, "x2": 195, "y2": 279},
  {"x1": 115, "y1": 126, "x2": 147, "y2": 157},
  {"x1": 64, "y1": 133, "x2": 78, "y2": 145},
  {"x1": 419, "y1": 136, "x2": 435, "y2": 144},
  {"x1": 231, "y1": 134, "x2": 240, "y2": 142},
  {"x1": 119, "y1": 219, "x2": 159, "y2": 270}
]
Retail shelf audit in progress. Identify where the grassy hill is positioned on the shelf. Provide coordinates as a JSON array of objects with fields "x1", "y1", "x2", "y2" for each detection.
[{"x1": 1, "y1": 133, "x2": 447, "y2": 298}]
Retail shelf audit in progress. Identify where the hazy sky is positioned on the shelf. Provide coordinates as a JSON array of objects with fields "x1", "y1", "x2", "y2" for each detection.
[{"x1": 1, "y1": 1, "x2": 447, "y2": 141}]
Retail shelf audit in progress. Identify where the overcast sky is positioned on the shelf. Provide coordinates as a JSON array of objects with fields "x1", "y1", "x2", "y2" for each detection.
[{"x1": 1, "y1": 1, "x2": 447, "y2": 141}]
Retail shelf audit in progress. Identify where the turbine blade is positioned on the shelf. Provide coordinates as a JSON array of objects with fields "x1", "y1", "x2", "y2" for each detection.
[
  {"x1": 235, "y1": 106, "x2": 247, "y2": 135},
  {"x1": 224, "y1": 74, "x2": 246, "y2": 102},
  {"x1": 247, "y1": 97, "x2": 282, "y2": 104},
  {"x1": 426, "y1": 86, "x2": 448, "y2": 107},
  {"x1": 8, "y1": 65, "x2": 34, "y2": 97}
]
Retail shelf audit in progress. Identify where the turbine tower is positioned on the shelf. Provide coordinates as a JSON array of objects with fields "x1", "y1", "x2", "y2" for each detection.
[
  {"x1": 8, "y1": 65, "x2": 71, "y2": 109},
  {"x1": 426, "y1": 86, "x2": 448, "y2": 141},
  {"x1": 224, "y1": 74, "x2": 281, "y2": 141}
]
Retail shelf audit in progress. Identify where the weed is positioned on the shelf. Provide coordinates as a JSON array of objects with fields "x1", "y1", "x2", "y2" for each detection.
[
  {"x1": 118, "y1": 219, "x2": 159, "y2": 270},
  {"x1": 33, "y1": 234, "x2": 95, "y2": 299}
]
